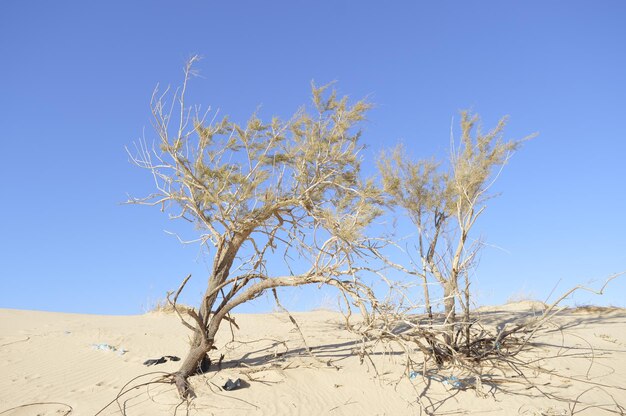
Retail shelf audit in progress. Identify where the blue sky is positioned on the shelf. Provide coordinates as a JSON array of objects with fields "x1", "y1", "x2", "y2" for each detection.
[{"x1": 1, "y1": 1, "x2": 624, "y2": 315}]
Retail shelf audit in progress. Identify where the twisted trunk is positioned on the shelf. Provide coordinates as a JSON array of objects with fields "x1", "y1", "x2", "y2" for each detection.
[
  {"x1": 173, "y1": 340, "x2": 213, "y2": 398},
  {"x1": 173, "y1": 233, "x2": 247, "y2": 398}
]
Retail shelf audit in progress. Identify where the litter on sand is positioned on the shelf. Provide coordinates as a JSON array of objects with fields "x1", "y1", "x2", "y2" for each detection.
[
  {"x1": 142, "y1": 355, "x2": 181, "y2": 366},
  {"x1": 223, "y1": 378, "x2": 242, "y2": 391},
  {"x1": 443, "y1": 375, "x2": 466, "y2": 389},
  {"x1": 92, "y1": 343, "x2": 128, "y2": 356},
  {"x1": 408, "y1": 371, "x2": 472, "y2": 389}
]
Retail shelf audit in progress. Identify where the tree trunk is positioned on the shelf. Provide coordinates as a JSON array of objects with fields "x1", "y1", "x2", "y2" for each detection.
[
  {"x1": 173, "y1": 336, "x2": 213, "y2": 398},
  {"x1": 173, "y1": 235, "x2": 246, "y2": 398},
  {"x1": 442, "y1": 281, "x2": 456, "y2": 348},
  {"x1": 422, "y1": 275, "x2": 433, "y2": 323},
  {"x1": 463, "y1": 273, "x2": 471, "y2": 355},
  {"x1": 175, "y1": 270, "x2": 224, "y2": 396}
]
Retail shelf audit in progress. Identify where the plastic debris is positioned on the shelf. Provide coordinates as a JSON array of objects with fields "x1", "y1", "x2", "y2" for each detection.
[
  {"x1": 443, "y1": 375, "x2": 464, "y2": 389},
  {"x1": 223, "y1": 378, "x2": 242, "y2": 391},
  {"x1": 93, "y1": 343, "x2": 116, "y2": 352},
  {"x1": 142, "y1": 355, "x2": 181, "y2": 366},
  {"x1": 408, "y1": 371, "x2": 471, "y2": 389},
  {"x1": 92, "y1": 343, "x2": 128, "y2": 356},
  {"x1": 143, "y1": 357, "x2": 166, "y2": 366}
]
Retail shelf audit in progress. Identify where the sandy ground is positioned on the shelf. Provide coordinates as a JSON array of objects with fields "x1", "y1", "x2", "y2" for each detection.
[{"x1": 1, "y1": 304, "x2": 625, "y2": 415}]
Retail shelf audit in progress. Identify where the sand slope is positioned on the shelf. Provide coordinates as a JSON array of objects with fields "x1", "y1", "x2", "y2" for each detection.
[{"x1": 1, "y1": 306, "x2": 625, "y2": 415}]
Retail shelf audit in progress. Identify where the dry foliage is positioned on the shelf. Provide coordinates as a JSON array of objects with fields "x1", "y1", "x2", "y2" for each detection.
[
  {"x1": 377, "y1": 112, "x2": 533, "y2": 358},
  {"x1": 150, "y1": 299, "x2": 195, "y2": 315},
  {"x1": 127, "y1": 56, "x2": 383, "y2": 398},
  {"x1": 112, "y1": 57, "x2": 625, "y2": 415}
]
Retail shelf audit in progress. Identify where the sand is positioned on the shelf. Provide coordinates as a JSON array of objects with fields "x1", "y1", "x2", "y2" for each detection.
[{"x1": 1, "y1": 305, "x2": 625, "y2": 415}]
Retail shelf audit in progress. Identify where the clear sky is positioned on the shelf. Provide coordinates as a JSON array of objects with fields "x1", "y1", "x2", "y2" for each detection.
[{"x1": 1, "y1": 1, "x2": 625, "y2": 315}]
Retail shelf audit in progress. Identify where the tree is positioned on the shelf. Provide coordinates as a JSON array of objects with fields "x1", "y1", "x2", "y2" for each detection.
[
  {"x1": 127, "y1": 57, "x2": 382, "y2": 398},
  {"x1": 379, "y1": 112, "x2": 530, "y2": 355}
]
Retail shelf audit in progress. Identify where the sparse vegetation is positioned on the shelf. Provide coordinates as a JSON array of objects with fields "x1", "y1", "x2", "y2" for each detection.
[
  {"x1": 377, "y1": 112, "x2": 532, "y2": 359},
  {"x1": 149, "y1": 299, "x2": 195, "y2": 315},
  {"x1": 115, "y1": 58, "x2": 625, "y2": 415},
  {"x1": 127, "y1": 56, "x2": 382, "y2": 398}
]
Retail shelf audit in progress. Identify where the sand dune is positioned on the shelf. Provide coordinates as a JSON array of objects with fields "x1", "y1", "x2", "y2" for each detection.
[{"x1": 1, "y1": 306, "x2": 625, "y2": 415}]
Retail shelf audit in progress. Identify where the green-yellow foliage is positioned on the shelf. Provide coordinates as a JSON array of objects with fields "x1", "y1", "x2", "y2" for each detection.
[
  {"x1": 380, "y1": 111, "x2": 527, "y2": 229},
  {"x1": 379, "y1": 111, "x2": 531, "y2": 321},
  {"x1": 450, "y1": 112, "x2": 521, "y2": 213},
  {"x1": 148, "y1": 82, "x2": 381, "y2": 245}
]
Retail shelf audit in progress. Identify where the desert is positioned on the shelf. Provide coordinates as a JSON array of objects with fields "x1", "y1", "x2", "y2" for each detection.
[
  {"x1": 3, "y1": 3, "x2": 626, "y2": 416},
  {"x1": 2, "y1": 303, "x2": 625, "y2": 415}
]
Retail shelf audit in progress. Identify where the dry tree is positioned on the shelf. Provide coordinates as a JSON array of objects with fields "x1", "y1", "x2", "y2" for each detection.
[
  {"x1": 374, "y1": 118, "x2": 625, "y2": 415},
  {"x1": 377, "y1": 113, "x2": 533, "y2": 362},
  {"x1": 127, "y1": 56, "x2": 382, "y2": 398}
]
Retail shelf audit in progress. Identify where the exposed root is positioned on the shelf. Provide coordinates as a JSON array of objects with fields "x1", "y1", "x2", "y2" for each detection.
[
  {"x1": 94, "y1": 372, "x2": 171, "y2": 416},
  {"x1": 173, "y1": 372, "x2": 196, "y2": 400},
  {"x1": 0, "y1": 402, "x2": 73, "y2": 415}
]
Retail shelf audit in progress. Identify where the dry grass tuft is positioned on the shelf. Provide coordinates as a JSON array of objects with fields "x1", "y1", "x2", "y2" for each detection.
[
  {"x1": 149, "y1": 299, "x2": 195, "y2": 315},
  {"x1": 571, "y1": 305, "x2": 624, "y2": 314}
]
